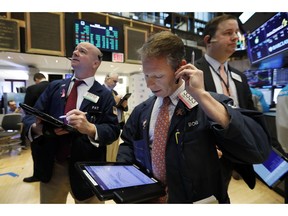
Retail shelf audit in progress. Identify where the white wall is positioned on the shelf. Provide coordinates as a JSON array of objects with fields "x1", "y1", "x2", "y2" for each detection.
[
  {"x1": 128, "y1": 73, "x2": 152, "y2": 111},
  {"x1": 0, "y1": 69, "x2": 29, "y2": 80},
  {"x1": 0, "y1": 68, "x2": 29, "y2": 95}
]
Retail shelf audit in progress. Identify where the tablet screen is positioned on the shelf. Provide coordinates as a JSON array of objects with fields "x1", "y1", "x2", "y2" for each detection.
[
  {"x1": 253, "y1": 148, "x2": 288, "y2": 187},
  {"x1": 76, "y1": 162, "x2": 165, "y2": 202},
  {"x1": 83, "y1": 164, "x2": 156, "y2": 190}
]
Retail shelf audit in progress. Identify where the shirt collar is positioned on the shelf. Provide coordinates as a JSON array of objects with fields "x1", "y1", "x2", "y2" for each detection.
[
  {"x1": 156, "y1": 81, "x2": 185, "y2": 106},
  {"x1": 204, "y1": 54, "x2": 228, "y2": 72},
  {"x1": 72, "y1": 76, "x2": 95, "y2": 87},
  {"x1": 104, "y1": 83, "x2": 113, "y2": 91}
]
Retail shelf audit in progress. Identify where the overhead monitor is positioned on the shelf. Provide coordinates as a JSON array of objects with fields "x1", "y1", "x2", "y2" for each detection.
[
  {"x1": 75, "y1": 19, "x2": 119, "y2": 52},
  {"x1": 246, "y1": 12, "x2": 288, "y2": 65}
]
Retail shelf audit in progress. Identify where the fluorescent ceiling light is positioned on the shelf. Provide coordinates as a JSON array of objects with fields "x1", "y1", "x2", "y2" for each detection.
[{"x1": 239, "y1": 12, "x2": 255, "y2": 24}]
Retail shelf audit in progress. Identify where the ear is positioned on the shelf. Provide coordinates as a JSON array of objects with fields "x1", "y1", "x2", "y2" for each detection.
[
  {"x1": 92, "y1": 59, "x2": 101, "y2": 70},
  {"x1": 180, "y1": 59, "x2": 187, "y2": 66},
  {"x1": 204, "y1": 35, "x2": 211, "y2": 44}
]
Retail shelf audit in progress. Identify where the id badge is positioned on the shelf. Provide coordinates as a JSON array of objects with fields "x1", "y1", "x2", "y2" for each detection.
[{"x1": 178, "y1": 90, "x2": 198, "y2": 109}]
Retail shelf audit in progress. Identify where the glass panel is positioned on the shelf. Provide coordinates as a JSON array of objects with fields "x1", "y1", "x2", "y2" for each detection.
[
  {"x1": 13, "y1": 81, "x2": 26, "y2": 93},
  {"x1": 3, "y1": 81, "x2": 12, "y2": 93}
]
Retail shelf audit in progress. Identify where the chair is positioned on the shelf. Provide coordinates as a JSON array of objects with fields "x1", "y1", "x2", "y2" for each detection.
[{"x1": 0, "y1": 113, "x2": 23, "y2": 155}]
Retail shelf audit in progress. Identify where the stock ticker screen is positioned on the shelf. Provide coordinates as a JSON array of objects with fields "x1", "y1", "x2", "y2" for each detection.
[
  {"x1": 75, "y1": 19, "x2": 119, "y2": 52},
  {"x1": 246, "y1": 12, "x2": 288, "y2": 65}
]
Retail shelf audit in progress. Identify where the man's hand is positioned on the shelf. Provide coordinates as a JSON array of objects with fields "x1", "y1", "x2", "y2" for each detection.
[
  {"x1": 63, "y1": 109, "x2": 96, "y2": 138},
  {"x1": 114, "y1": 95, "x2": 121, "y2": 104},
  {"x1": 31, "y1": 117, "x2": 43, "y2": 136}
]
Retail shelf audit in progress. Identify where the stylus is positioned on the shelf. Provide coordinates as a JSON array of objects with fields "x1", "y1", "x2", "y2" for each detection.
[{"x1": 59, "y1": 112, "x2": 87, "y2": 119}]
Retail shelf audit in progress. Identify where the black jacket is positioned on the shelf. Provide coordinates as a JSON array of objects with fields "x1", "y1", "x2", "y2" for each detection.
[
  {"x1": 24, "y1": 81, "x2": 50, "y2": 107},
  {"x1": 23, "y1": 78, "x2": 120, "y2": 200},
  {"x1": 117, "y1": 93, "x2": 271, "y2": 203},
  {"x1": 195, "y1": 56, "x2": 261, "y2": 190}
]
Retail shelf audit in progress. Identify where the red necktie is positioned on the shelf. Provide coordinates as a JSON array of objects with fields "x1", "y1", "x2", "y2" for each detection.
[
  {"x1": 151, "y1": 97, "x2": 171, "y2": 203},
  {"x1": 64, "y1": 80, "x2": 83, "y2": 114},
  {"x1": 56, "y1": 79, "x2": 83, "y2": 162}
]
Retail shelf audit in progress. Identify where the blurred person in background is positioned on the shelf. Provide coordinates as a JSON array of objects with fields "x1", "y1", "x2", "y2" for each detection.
[
  {"x1": 23, "y1": 73, "x2": 49, "y2": 183},
  {"x1": 276, "y1": 85, "x2": 288, "y2": 203},
  {"x1": 104, "y1": 72, "x2": 128, "y2": 161}
]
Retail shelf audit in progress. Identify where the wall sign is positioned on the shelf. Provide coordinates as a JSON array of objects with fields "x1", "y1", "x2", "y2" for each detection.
[
  {"x1": 0, "y1": 18, "x2": 20, "y2": 52},
  {"x1": 124, "y1": 26, "x2": 147, "y2": 64},
  {"x1": 25, "y1": 12, "x2": 65, "y2": 56}
]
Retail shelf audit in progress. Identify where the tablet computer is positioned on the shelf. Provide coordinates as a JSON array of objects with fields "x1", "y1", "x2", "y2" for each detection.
[
  {"x1": 116, "y1": 93, "x2": 131, "y2": 108},
  {"x1": 75, "y1": 162, "x2": 166, "y2": 203},
  {"x1": 19, "y1": 103, "x2": 76, "y2": 132},
  {"x1": 253, "y1": 147, "x2": 288, "y2": 188}
]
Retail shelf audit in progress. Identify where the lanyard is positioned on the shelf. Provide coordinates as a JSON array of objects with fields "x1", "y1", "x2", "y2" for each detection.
[{"x1": 207, "y1": 62, "x2": 231, "y2": 96}]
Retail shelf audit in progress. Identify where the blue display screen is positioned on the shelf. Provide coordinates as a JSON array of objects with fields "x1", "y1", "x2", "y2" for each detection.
[
  {"x1": 253, "y1": 149, "x2": 288, "y2": 187},
  {"x1": 75, "y1": 19, "x2": 119, "y2": 52},
  {"x1": 246, "y1": 12, "x2": 288, "y2": 65},
  {"x1": 85, "y1": 165, "x2": 156, "y2": 191},
  {"x1": 243, "y1": 69, "x2": 273, "y2": 87}
]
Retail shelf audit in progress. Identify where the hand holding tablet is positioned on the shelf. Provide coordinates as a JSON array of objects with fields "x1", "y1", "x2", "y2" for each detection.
[{"x1": 20, "y1": 103, "x2": 76, "y2": 132}]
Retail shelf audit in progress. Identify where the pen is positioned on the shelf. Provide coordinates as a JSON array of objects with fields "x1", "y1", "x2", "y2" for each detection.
[
  {"x1": 59, "y1": 112, "x2": 87, "y2": 119},
  {"x1": 175, "y1": 131, "x2": 180, "y2": 144},
  {"x1": 191, "y1": 51, "x2": 195, "y2": 65}
]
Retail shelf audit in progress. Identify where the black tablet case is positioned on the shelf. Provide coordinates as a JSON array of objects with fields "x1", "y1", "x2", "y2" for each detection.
[
  {"x1": 115, "y1": 93, "x2": 131, "y2": 108},
  {"x1": 19, "y1": 103, "x2": 75, "y2": 132}
]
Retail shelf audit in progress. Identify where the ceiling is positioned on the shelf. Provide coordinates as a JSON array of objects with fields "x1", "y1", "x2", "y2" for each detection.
[
  {"x1": 0, "y1": 52, "x2": 142, "y2": 75},
  {"x1": 0, "y1": 12, "x2": 276, "y2": 76}
]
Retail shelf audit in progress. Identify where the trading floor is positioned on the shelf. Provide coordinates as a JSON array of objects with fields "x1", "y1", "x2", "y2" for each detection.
[{"x1": 0, "y1": 147, "x2": 284, "y2": 204}]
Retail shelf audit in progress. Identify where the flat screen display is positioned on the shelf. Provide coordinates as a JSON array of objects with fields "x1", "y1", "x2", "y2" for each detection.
[
  {"x1": 75, "y1": 162, "x2": 165, "y2": 203},
  {"x1": 243, "y1": 69, "x2": 273, "y2": 87},
  {"x1": 65, "y1": 73, "x2": 73, "y2": 79},
  {"x1": 253, "y1": 148, "x2": 288, "y2": 188},
  {"x1": 258, "y1": 87, "x2": 273, "y2": 106},
  {"x1": 84, "y1": 165, "x2": 155, "y2": 190},
  {"x1": 75, "y1": 19, "x2": 119, "y2": 52},
  {"x1": 272, "y1": 68, "x2": 288, "y2": 86},
  {"x1": 246, "y1": 12, "x2": 288, "y2": 65}
]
